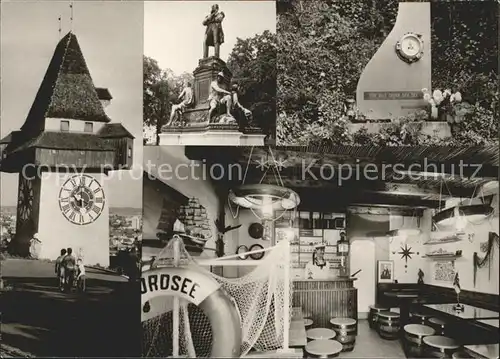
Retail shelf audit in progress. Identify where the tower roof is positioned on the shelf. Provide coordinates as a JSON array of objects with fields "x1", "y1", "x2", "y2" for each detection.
[
  {"x1": 98, "y1": 123, "x2": 135, "y2": 139},
  {"x1": 21, "y1": 32, "x2": 110, "y2": 134}
]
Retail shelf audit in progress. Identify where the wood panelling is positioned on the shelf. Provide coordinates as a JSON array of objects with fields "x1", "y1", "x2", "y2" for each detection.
[
  {"x1": 420, "y1": 285, "x2": 500, "y2": 312},
  {"x1": 36, "y1": 148, "x2": 115, "y2": 168},
  {"x1": 103, "y1": 137, "x2": 133, "y2": 169},
  {"x1": 376, "y1": 283, "x2": 499, "y2": 312},
  {"x1": 293, "y1": 280, "x2": 357, "y2": 328}
]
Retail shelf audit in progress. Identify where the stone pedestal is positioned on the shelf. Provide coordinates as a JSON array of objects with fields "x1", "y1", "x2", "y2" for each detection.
[
  {"x1": 193, "y1": 57, "x2": 232, "y2": 106},
  {"x1": 356, "y1": 2, "x2": 431, "y2": 120},
  {"x1": 160, "y1": 56, "x2": 265, "y2": 144},
  {"x1": 158, "y1": 130, "x2": 265, "y2": 146},
  {"x1": 348, "y1": 121, "x2": 452, "y2": 139}
]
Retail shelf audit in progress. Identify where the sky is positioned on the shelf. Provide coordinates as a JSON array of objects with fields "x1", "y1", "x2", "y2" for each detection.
[
  {"x1": 144, "y1": 0, "x2": 276, "y2": 74},
  {"x1": 0, "y1": 1, "x2": 144, "y2": 208}
]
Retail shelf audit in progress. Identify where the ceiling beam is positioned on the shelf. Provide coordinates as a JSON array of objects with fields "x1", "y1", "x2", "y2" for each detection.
[
  {"x1": 293, "y1": 187, "x2": 441, "y2": 212},
  {"x1": 347, "y1": 206, "x2": 425, "y2": 217},
  {"x1": 248, "y1": 172, "x2": 474, "y2": 199}
]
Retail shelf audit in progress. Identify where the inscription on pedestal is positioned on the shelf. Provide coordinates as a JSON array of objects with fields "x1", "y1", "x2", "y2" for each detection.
[
  {"x1": 363, "y1": 91, "x2": 422, "y2": 100},
  {"x1": 198, "y1": 79, "x2": 210, "y2": 103}
]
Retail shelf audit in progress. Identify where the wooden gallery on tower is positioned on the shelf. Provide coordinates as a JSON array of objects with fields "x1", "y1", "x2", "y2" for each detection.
[{"x1": 0, "y1": 32, "x2": 134, "y2": 266}]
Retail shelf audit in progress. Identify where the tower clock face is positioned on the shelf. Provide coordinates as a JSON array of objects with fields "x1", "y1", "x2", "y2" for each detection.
[
  {"x1": 395, "y1": 32, "x2": 424, "y2": 64},
  {"x1": 58, "y1": 174, "x2": 105, "y2": 225},
  {"x1": 18, "y1": 177, "x2": 34, "y2": 222}
]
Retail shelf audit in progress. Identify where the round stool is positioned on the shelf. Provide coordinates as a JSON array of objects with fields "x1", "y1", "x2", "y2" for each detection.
[
  {"x1": 307, "y1": 328, "x2": 336, "y2": 342},
  {"x1": 329, "y1": 318, "x2": 356, "y2": 352},
  {"x1": 305, "y1": 339, "x2": 343, "y2": 358},
  {"x1": 423, "y1": 335, "x2": 460, "y2": 358},
  {"x1": 428, "y1": 317, "x2": 447, "y2": 335},
  {"x1": 304, "y1": 318, "x2": 314, "y2": 330},
  {"x1": 377, "y1": 311, "x2": 401, "y2": 340},
  {"x1": 369, "y1": 305, "x2": 389, "y2": 329},
  {"x1": 403, "y1": 324, "x2": 435, "y2": 357},
  {"x1": 411, "y1": 312, "x2": 433, "y2": 324}
]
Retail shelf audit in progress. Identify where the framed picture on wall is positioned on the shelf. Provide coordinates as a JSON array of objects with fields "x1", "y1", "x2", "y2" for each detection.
[{"x1": 377, "y1": 260, "x2": 394, "y2": 283}]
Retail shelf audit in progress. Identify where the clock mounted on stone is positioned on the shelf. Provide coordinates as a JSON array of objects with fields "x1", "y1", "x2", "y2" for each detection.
[
  {"x1": 58, "y1": 174, "x2": 105, "y2": 225},
  {"x1": 395, "y1": 32, "x2": 424, "y2": 64}
]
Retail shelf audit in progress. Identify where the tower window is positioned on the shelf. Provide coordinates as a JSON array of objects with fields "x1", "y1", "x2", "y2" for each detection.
[
  {"x1": 60, "y1": 120, "x2": 70, "y2": 132},
  {"x1": 128, "y1": 147, "x2": 132, "y2": 158},
  {"x1": 84, "y1": 122, "x2": 93, "y2": 133}
]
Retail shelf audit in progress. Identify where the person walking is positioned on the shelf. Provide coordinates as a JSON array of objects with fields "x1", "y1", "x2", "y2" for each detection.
[
  {"x1": 61, "y1": 248, "x2": 76, "y2": 292},
  {"x1": 55, "y1": 248, "x2": 67, "y2": 291}
]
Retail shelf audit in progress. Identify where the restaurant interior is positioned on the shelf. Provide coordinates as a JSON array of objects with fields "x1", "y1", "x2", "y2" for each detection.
[{"x1": 141, "y1": 145, "x2": 499, "y2": 359}]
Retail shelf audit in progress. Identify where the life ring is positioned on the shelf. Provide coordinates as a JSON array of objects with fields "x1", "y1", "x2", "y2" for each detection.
[{"x1": 141, "y1": 265, "x2": 242, "y2": 358}]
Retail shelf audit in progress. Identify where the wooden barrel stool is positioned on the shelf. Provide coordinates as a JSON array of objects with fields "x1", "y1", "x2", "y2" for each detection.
[
  {"x1": 423, "y1": 335, "x2": 460, "y2": 358},
  {"x1": 329, "y1": 318, "x2": 356, "y2": 352},
  {"x1": 305, "y1": 339, "x2": 343, "y2": 358},
  {"x1": 377, "y1": 311, "x2": 401, "y2": 340},
  {"x1": 307, "y1": 328, "x2": 336, "y2": 342},
  {"x1": 369, "y1": 305, "x2": 389, "y2": 329},
  {"x1": 428, "y1": 317, "x2": 447, "y2": 335},
  {"x1": 403, "y1": 324, "x2": 435, "y2": 357},
  {"x1": 411, "y1": 312, "x2": 433, "y2": 324},
  {"x1": 451, "y1": 352, "x2": 472, "y2": 359},
  {"x1": 304, "y1": 318, "x2": 314, "y2": 330}
]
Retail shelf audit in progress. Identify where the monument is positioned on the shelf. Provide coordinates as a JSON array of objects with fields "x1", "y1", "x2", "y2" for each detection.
[
  {"x1": 159, "y1": 3, "x2": 266, "y2": 146},
  {"x1": 0, "y1": 32, "x2": 135, "y2": 266},
  {"x1": 353, "y1": 2, "x2": 450, "y2": 137}
]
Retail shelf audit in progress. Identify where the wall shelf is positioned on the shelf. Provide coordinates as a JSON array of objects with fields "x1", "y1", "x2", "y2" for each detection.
[
  {"x1": 422, "y1": 254, "x2": 462, "y2": 261},
  {"x1": 423, "y1": 237, "x2": 462, "y2": 245}
]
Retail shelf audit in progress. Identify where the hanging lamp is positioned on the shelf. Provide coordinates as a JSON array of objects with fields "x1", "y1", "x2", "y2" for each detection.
[
  {"x1": 432, "y1": 177, "x2": 495, "y2": 230},
  {"x1": 228, "y1": 146, "x2": 300, "y2": 222},
  {"x1": 433, "y1": 204, "x2": 494, "y2": 227}
]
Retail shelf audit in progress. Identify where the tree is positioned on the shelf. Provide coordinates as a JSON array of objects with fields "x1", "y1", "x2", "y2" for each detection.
[
  {"x1": 143, "y1": 56, "x2": 194, "y2": 145},
  {"x1": 227, "y1": 30, "x2": 277, "y2": 140},
  {"x1": 277, "y1": 0, "x2": 498, "y2": 146},
  {"x1": 143, "y1": 56, "x2": 169, "y2": 145}
]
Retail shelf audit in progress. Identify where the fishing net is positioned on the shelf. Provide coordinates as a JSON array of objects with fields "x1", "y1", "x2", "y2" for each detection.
[{"x1": 141, "y1": 236, "x2": 292, "y2": 357}]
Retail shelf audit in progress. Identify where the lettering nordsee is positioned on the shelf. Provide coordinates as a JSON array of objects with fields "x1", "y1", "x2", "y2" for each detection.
[
  {"x1": 141, "y1": 267, "x2": 219, "y2": 306},
  {"x1": 141, "y1": 272, "x2": 199, "y2": 299}
]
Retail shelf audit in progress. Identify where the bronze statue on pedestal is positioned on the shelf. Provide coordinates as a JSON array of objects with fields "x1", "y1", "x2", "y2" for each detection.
[{"x1": 203, "y1": 4, "x2": 225, "y2": 58}]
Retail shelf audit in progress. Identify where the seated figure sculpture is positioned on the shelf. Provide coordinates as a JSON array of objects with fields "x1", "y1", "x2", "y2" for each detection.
[
  {"x1": 166, "y1": 81, "x2": 194, "y2": 127},
  {"x1": 230, "y1": 84, "x2": 255, "y2": 129},
  {"x1": 208, "y1": 72, "x2": 234, "y2": 123}
]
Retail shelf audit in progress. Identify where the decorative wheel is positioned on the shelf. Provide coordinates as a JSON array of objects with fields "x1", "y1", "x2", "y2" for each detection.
[{"x1": 18, "y1": 177, "x2": 34, "y2": 222}]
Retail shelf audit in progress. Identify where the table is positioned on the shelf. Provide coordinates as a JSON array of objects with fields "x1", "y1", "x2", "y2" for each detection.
[
  {"x1": 306, "y1": 328, "x2": 336, "y2": 341},
  {"x1": 384, "y1": 291, "x2": 419, "y2": 326},
  {"x1": 290, "y1": 307, "x2": 307, "y2": 348},
  {"x1": 477, "y1": 319, "x2": 499, "y2": 329},
  {"x1": 464, "y1": 344, "x2": 499, "y2": 359},
  {"x1": 424, "y1": 304, "x2": 499, "y2": 320}
]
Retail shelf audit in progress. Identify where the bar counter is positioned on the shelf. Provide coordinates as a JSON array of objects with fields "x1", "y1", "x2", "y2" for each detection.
[{"x1": 292, "y1": 278, "x2": 358, "y2": 327}]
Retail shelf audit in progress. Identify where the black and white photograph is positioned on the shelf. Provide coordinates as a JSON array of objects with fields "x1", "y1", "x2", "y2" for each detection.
[
  {"x1": 277, "y1": 0, "x2": 498, "y2": 147},
  {"x1": 377, "y1": 260, "x2": 394, "y2": 283},
  {"x1": 1, "y1": 0, "x2": 499, "y2": 358},
  {"x1": 143, "y1": 1, "x2": 277, "y2": 146},
  {"x1": 141, "y1": 144, "x2": 498, "y2": 358},
  {"x1": 0, "y1": 2, "x2": 143, "y2": 357}
]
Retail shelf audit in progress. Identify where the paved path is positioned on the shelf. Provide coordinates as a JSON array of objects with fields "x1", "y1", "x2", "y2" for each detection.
[{"x1": 1, "y1": 259, "x2": 140, "y2": 357}]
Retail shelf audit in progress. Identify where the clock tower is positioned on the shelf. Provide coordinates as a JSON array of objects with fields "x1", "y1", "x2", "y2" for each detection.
[{"x1": 0, "y1": 32, "x2": 134, "y2": 266}]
